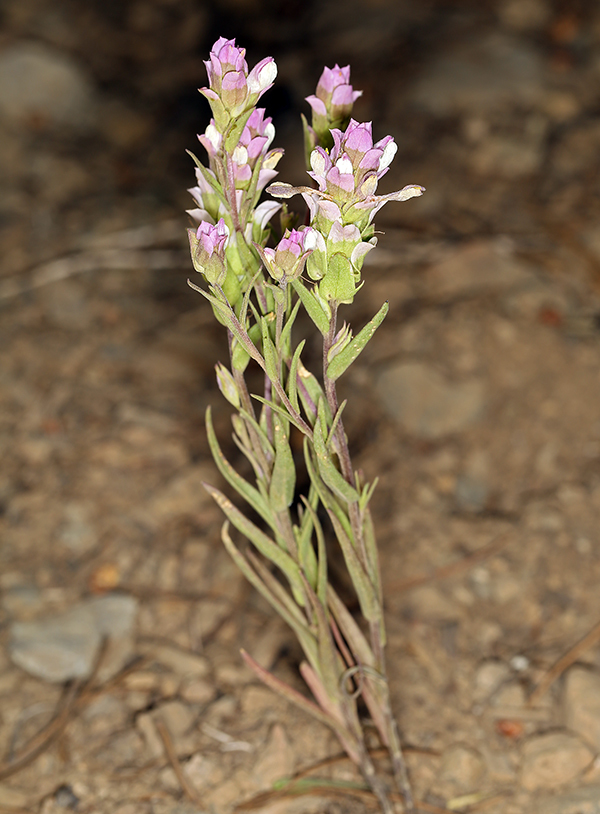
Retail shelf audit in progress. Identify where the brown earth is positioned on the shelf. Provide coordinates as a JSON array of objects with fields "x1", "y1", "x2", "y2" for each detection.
[{"x1": 2, "y1": 1, "x2": 600, "y2": 813}]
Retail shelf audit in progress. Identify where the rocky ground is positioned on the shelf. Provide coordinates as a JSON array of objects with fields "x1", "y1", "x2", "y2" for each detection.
[{"x1": 2, "y1": 0, "x2": 600, "y2": 812}]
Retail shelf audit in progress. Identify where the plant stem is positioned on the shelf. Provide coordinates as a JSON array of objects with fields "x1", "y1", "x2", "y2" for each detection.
[{"x1": 321, "y1": 302, "x2": 414, "y2": 814}]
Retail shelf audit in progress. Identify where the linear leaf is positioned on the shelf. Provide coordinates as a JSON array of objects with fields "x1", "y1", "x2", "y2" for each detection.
[
  {"x1": 278, "y1": 297, "x2": 301, "y2": 355},
  {"x1": 327, "y1": 300, "x2": 389, "y2": 380},
  {"x1": 328, "y1": 511, "x2": 379, "y2": 624},
  {"x1": 205, "y1": 406, "x2": 274, "y2": 526},
  {"x1": 287, "y1": 339, "x2": 306, "y2": 415},
  {"x1": 313, "y1": 408, "x2": 359, "y2": 504},
  {"x1": 204, "y1": 482, "x2": 304, "y2": 598},
  {"x1": 252, "y1": 395, "x2": 307, "y2": 435},
  {"x1": 292, "y1": 279, "x2": 330, "y2": 335},
  {"x1": 269, "y1": 412, "x2": 296, "y2": 512}
]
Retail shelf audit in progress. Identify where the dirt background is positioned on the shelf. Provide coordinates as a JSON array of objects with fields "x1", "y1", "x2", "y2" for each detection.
[{"x1": 2, "y1": 0, "x2": 600, "y2": 812}]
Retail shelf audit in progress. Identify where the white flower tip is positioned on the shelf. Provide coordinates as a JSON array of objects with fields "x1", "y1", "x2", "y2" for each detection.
[
  {"x1": 336, "y1": 155, "x2": 354, "y2": 175},
  {"x1": 310, "y1": 150, "x2": 326, "y2": 176},
  {"x1": 303, "y1": 229, "x2": 318, "y2": 251},
  {"x1": 379, "y1": 141, "x2": 397, "y2": 171},
  {"x1": 393, "y1": 184, "x2": 425, "y2": 201}
]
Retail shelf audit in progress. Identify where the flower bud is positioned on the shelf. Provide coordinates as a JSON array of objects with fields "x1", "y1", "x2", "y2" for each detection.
[
  {"x1": 188, "y1": 218, "x2": 229, "y2": 285},
  {"x1": 215, "y1": 362, "x2": 241, "y2": 408},
  {"x1": 306, "y1": 64, "x2": 362, "y2": 148},
  {"x1": 200, "y1": 38, "x2": 277, "y2": 125},
  {"x1": 255, "y1": 227, "x2": 317, "y2": 285}
]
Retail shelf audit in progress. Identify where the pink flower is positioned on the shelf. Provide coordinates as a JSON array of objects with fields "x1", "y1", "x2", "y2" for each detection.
[
  {"x1": 254, "y1": 227, "x2": 317, "y2": 284},
  {"x1": 188, "y1": 218, "x2": 229, "y2": 284},
  {"x1": 306, "y1": 64, "x2": 362, "y2": 121},
  {"x1": 201, "y1": 38, "x2": 277, "y2": 121}
]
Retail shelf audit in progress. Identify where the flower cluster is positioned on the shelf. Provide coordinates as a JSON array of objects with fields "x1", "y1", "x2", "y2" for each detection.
[
  {"x1": 201, "y1": 37, "x2": 277, "y2": 129},
  {"x1": 305, "y1": 64, "x2": 362, "y2": 150},
  {"x1": 268, "y1": 119, "x2": 424, "y2": 303},
  {"x1": 255, "y1": 227, "x2": 317, "y2": 285},
  {"x1": 187, "y1": 39, "x2": 285, "y2": 302}
]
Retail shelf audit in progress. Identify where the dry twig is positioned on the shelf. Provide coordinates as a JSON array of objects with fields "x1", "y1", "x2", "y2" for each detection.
[
  {"x1": 529, "y1": 618, "x2": 600, "y2": 705},
  {"x1": 155, "y1": 718, "x2": 203, "y2": 807}
]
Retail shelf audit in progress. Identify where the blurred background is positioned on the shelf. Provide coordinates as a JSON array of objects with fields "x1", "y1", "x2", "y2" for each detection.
[{"x1": 2, "y1": 1, "x2": 600, "y2": 812}]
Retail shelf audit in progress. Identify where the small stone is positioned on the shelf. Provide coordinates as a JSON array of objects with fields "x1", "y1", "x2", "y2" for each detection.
[
  {"x1": 1, "y1": 584, "x2": 43, "y2": 617},
  {"x1": 253, "y1": 724, "x2": 294, "y2": 788},
  {"x1": 473, "y1": 660, "x2": 511, "y2": 703},
  {"x1": 59, "y1": 502, "x2": 97, "y2": 554},
  {"x1": 54, "y1": 784, "x2": 79, "y2": 809},
  {"x1": 455, "y1": 474, "x2": 489, "y2": 513},
  {"x1": 410, "y1": 33, "x2": 545, "y2": 115},
  {"x1": 563, "y1": 667, "x2": 600, "y2": 750},
  {"x1": 9, "y1": 593, "x2": 138, "y2": 683},
  {"x1": 9, "y1": 605, "x2": 100, "y2": 682},
  {"x1": 139, "y1": 642, "x2": 209, "y2": 678},
  {"x1": 180, "y1": 678, "x2": 215, "y2": 706},
  {"x1": 534, "y1": 785, "x2": 600, "y2": 814},
  {"x1": 521, "y1": 732, "x2": 593, "y2": 791},
  {"x1": 405, "y1": 586, "x2": 462, "y2": 623},
  {"x1": 0, "y1": 784, "x2": 29, "y2": 808},
  {"x1": 183, "y1": 753, "x2": 224, "y2": 791},
  {"x1": 498, "y1": 0, "x2": 551, "y2": 31},
  {"x1": 0, "y1": 41, "x2": 96, "y2": 131},
  {"x1": 423, "y1": 239, "x2": 534, "y2": 299},
  {"x1": 439, "y1": 744, "x2": 486, "y2": 792},
  {"x1": 156, "y1": 700, "x2": 194, "y2": 741},
  {"x1": 377, "y1": 362, "x2": 485, "y2": 439},
  {"x1": 470, "y1": 129, "x2": 545, "y2": 178}
]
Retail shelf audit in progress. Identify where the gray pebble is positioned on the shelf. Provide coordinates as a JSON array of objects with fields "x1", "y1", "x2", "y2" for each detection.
[
  {"x1": 0, "y1": 41, "x2": 96, "y2": 131},
  {"x1": 9, "y1": 594, "x2": 138, "y2": 683},
  {"x1": 377, "y1": 362, "x2": 485, "y2": 439}
]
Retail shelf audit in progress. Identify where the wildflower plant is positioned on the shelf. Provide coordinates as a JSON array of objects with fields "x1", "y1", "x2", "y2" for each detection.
[{"x1": 187, "y1": 37, "x2": 424, "y2": 813}]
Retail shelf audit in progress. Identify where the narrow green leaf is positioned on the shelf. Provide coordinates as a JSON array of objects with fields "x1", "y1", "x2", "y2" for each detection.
[
  {"x1": 327, "y1": 301, "x2": 389, "y2": 381},
  {"x1": 252, "y1": 395, "x2": 307, "y2": 435},
  {"x1": 204, "y1": 482, "x2": 304, "y2": 597},
  {"x1": 294, "y1": 486, "x2": 318, "y2": 590},
  {"x1": 359, "y1": 476, "x2": 379, "y2": 514},
  {"x1": 303, "y1": 439, "x2": 346, "y2": 530},
  {"x1": 328, "y1": 511, "x2": 379, "y2": 624},
  {"x1": 278, "y1": 297, "x2": 301, "y2": 357},
  {"x1": 313, "y1": 408, "x2": 359, "y2": 504},
  {"x1": 269, "y1": 412, "x2": 296, "y2": 512},
  {"x1": 239, "y1": 270, "x2": 262, "y2": 325},
  {"x1": 238, "y1": 407, "x2": 274, "y2": 460},
  {"x1": 221, "y1": 523, "x2": 310, "y2": 643},
  {"x1": 291, "y1": 278, "x2": 330, "y2": 335},
  {"x1": 185, "y1": 152, "x2": 226, "y2": 200},
  {"x1": 327, "y1": 400, "x2": 347, "y2": 448},
  {"x1": 362, "y1": 507, "x2": 383, "y2": 613},
  {"x1": 299, "y1": 572, "x2": 345, "y2": 704},
  {"x1": 223, "y1": 109, "x2": 254, "y2": 152},
  {"x1": 299, "y1": 495, "x2": 326, "y2": 604},
  {"x1": 287, "y1": 339, "x2": 306, "y2": 415},
  {"x1": 261, "y1": 315, "x2": 280, "y2": 384},
  {"x1": 205, "y1": 407, "x2": 274, "y2": 526},
  {"x1": 245, "y1": 549, "x2": 317, "y2": 659},
  {"x1": 296, "y1": 360, "x2": 325, "y2": 426},
  {"x1": 187, "y1": 278, "x2": 229, "y2": 317},
  {"x1": 231, "y1": 432, "x2": 265, "y2": 483}
]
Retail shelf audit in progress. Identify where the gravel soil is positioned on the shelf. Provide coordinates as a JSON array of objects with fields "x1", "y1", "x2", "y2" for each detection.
[{"x1": 2, "y1": 1, "x2": 600, "y2": 813}]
